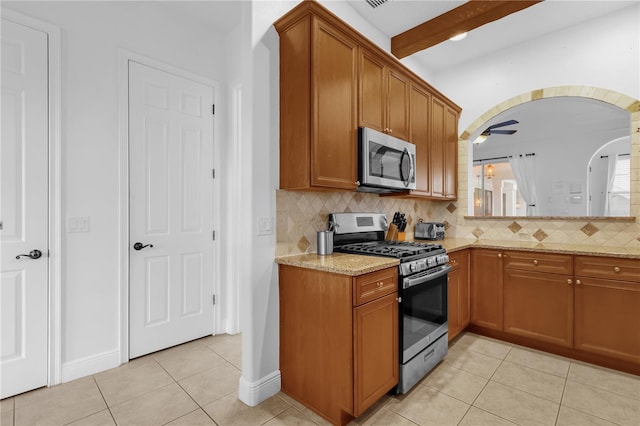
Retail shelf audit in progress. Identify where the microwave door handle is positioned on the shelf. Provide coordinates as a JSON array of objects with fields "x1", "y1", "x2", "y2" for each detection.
[{"x1": 402, "y1": 147, "x2": 414, "y2": 188}]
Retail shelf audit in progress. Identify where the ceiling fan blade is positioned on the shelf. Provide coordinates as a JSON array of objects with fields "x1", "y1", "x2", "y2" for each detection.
[
  {"x1": 488, "y1": 129, "x2": 518, "y2": 135},
  {"x1": 485, "y1": 119, "x2": 519, "y2": 131}
]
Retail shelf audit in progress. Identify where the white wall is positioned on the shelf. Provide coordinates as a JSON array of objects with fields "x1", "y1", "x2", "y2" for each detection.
[
  {"x1": 2, "y1": 1, "x2": 230, "y2": 380},
  {"x1": 431, "y1": 3, "x2": 640, "y2": 132}
]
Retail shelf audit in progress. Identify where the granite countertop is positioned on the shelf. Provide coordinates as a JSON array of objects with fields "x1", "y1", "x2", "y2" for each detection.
[
  {"x1": 275, "y1": 239, "x2": 640, "y2": 276},
  {"x1": 440, "y1": 238, "x2": 640, "y2": 259},
  {"x1": 275, "y1": 252, "x2": 399, "y2": 276}
]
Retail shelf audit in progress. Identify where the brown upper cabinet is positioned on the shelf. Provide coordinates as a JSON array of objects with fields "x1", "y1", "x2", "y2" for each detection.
[
  {"x1": 275, "y1": 1, "x2": 461, "y2": 196},
  {"x1": 275, "y1": 8, "x2": 358, "y2": 191},
  {"x1": 431, "y1": 97, "x2": 459, "y2": 199},
  {"x1": 359, "y1": 49, "x2": 411, "y2": 141}
]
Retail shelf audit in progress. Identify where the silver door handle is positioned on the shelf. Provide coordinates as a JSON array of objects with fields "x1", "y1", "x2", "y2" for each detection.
[{"x1": 16, "y1": 249, "x2": 42, "y2": 260}]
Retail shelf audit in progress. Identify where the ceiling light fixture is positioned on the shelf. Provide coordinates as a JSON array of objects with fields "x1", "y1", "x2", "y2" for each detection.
[
  {"x1": 485, "y1": 164, "x2": 495, "y2": 179},
  {"x1": 473, "y1": 134, "x2": 487, "y2": 144},
  {"x1": 449, "y1": 32, "x2": 467, "y2": 41}
]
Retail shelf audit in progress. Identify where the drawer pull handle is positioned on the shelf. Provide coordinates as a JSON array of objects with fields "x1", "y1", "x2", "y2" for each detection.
[
  {"x1": 576, "y1": 279, "x2": 582, "y2": 285},
  {"x1": 567, "y1": 278, "x2": 573, "y2": 285},
  {"x1": 376, "y1": 281, "x2": 384, "y2": 288},
  {"x1": 614, "y1": 266, "x2": 621, "y2": 273},
  {"x1": 533, "y1": 260, "x2": 538, "y2": 265}
]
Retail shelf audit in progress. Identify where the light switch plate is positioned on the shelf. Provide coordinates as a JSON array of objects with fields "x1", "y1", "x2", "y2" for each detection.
[
  {"x1": 68, "y1": 216, "x2": 90, "y2": 233},
  {"x1": 257, "y1": 216, "x2": 273, "y2": 236}
]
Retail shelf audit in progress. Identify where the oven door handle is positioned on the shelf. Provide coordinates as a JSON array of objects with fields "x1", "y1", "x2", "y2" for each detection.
[{"x1": 403, "y1": 264, "x2": 452, "y2": 289}]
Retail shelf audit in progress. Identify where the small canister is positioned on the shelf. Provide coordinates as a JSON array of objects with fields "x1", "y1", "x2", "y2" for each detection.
[{"x1": 317, "y1": 230, "x2": 333, "y2": 255}]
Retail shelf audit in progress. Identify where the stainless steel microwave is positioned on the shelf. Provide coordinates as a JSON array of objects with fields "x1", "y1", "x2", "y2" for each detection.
[{"x1": 358, "y1": 127, "x2": 416, "y2": 193}]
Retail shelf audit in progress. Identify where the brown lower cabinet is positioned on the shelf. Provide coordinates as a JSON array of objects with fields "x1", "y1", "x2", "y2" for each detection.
[
  {"x1": 279, "y1": 265, "x2": 398, "y2": 425},
  {"x1": 574, "y1": 256, "x2": 640, "y2": 365},
  {"x1": 470, "y1": 248, "x2": 503, "y2": 330},
  {"x1": 468, "y1": 248, "x2": 640, "y2": 374},
  {"x1": 503, "y1": 269, "x2": 574, "y2": 347},
  {"x1": 447, "y1": 249, "x2": 470, "y2": 341}
]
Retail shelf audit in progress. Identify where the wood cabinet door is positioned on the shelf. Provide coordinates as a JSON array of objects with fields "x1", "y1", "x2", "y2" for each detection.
[
  {"x1": 353, "y1": 293, "x2": 398, "y2": 416},
  {"x1": 470, "y1": 249, "x2": 503, "y2": 330},
  {"x1": 503, "y1": 270, "x2": 574, "y2": 347},
  {"x1": 444, "y1": 105, "x2": 458, "y2": 199},
  {"x1": 574, "y1": 277, "x2": 640, "y2": 363},
  {"x1": 409, "y1": 84, "x2": 431, "y2": 196},
  {"x1": 279, "y1": 265, "x2": 354, "y2": 421},
  {"x1": 448, "y1": 267, "x2": 461, "y2": 341},
  {"x1": 448, "y1": 250, "x2": 470, "y2": 341},
  {"x1": 359, "y1": 50, "x2": 385, "y2": 133},
  {"x1": 312, "y1": 18, "x2": 358, "y2": 190},
  {"x1": 430, "y1": 97, "x2": 446, "y2": 198},
  {"x1": 386, "y1": 69, "x2": 410, "y2": 141}
]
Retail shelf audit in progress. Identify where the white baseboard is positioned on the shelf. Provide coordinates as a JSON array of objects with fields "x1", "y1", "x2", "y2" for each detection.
[
  {"x1": 238, "y1": 370, "x2": 281, "y2": 406},
  {"x1": 60, "y1": 349, "x2": 121, "y2": 383}
]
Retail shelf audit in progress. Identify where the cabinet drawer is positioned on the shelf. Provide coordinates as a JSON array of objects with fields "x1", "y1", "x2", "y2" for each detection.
[
  {"x1": 503, "y1": 250, "x2": 573, "y2": 275},
  {"x1": 575, "y1": 256, "x2": 640, "y2": 283},
  {"x1": 353, "y1": 267, "x2": 397, "y2": 306}
]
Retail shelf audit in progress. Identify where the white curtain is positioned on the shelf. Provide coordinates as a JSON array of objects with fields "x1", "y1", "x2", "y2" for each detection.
[
  {"x1": 509, "y1": 154, "x2": 537, "y2": 216},
  {"x1": 604, "y1": 154, "x2": 618, "y2": 216}
]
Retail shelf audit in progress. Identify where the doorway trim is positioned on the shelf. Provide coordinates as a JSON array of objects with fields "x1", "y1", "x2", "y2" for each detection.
[
  {"x1": 1, "y1": 8, "x2": 63, "y2": 386},
  {"x1": 458, "y1": 86, "x2": 640, "y2": 218},
  {"x1": 117, "y1": 50, "x2": 222, "y2": 363}
]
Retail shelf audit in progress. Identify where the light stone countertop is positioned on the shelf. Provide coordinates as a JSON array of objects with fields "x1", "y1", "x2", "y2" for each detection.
[
  {"x1": 275, "y1": 239, "x2": 639, "y2": 276},
  {"x1": 274, "y1": 252, "x2": 399, "y2": 276},
  {"x1": 440, "y1": 238, "x2": 640, "y2": 259}
]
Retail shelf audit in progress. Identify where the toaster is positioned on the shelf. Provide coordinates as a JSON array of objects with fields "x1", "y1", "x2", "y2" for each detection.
[{"x1": 415, "y1": 221, "x2": 445, "y2": 240}]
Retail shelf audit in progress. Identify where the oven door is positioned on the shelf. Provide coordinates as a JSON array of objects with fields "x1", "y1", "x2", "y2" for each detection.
[{"x1": 400, "y1": 265, "x2": 450, "y2": 363}]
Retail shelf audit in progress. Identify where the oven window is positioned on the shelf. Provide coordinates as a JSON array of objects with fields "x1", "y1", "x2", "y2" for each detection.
[{"x1": 402, "y1": 273, "x2": 447, "y2": 352}]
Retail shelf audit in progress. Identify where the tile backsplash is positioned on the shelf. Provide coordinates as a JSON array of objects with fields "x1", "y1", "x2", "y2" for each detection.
[
  {"x1": 275, "y1": 190, "x2": 458, "y2": 256},
  {"x1": 275, "y1": 190, "x2": 640, "y2": 256}
]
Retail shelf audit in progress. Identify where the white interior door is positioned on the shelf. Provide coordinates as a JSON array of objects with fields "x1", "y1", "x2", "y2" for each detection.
[
  {"x1": 129, "y1": 61, "x2": 215, "y2": 358},
  {"x1": 0, "y1": 19, "x2": 49, "y2": 399}
]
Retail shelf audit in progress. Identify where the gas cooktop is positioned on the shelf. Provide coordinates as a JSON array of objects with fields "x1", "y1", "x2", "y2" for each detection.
[{"x1": 334, "y1": 240, "x2": 444, "y2": 260}]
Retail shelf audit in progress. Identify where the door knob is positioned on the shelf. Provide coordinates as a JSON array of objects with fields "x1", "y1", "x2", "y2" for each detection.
[
  {"x1": 133, "y1": 242, "x2": 154, "y2": 251},
  {"x1": 16, "y1": 249, "x2": 43, "y2": 260}
]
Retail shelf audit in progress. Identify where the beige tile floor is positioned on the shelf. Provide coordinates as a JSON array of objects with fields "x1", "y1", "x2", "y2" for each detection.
[{"x1": 1, "y1": 332, "x2": 639, "y2": 426}]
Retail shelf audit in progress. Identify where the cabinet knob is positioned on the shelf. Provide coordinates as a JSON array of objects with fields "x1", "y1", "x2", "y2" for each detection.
[
  {"x1": 576, "y1": 279, "x2": 582, "y2": 285},
  {"x1": 388, "y1": 128, "x2": 393, "y2": 133},
  {"x1": 614, "y1": 266, "x2": 621, "y2": 273},
  {"x1": 450, "y1": 259, "x2": 458, "y2": 264},
  {"x1": 567, "y1": 278, "x2": 573, "y2": 285},
  {"x1": 377, "y1": 281, "x2": 384, "y2": 288},
  {"x1": 497, "y1": 253, "x2": 502, "y2": 258},
  {"x1": 533, "y1": 260, "x2": 538, "y2": 265}
]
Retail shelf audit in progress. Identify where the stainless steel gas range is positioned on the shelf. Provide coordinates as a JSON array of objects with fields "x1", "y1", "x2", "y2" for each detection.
[{"x1": 329, "y1": 212, "x2": 451, "y2": 394}]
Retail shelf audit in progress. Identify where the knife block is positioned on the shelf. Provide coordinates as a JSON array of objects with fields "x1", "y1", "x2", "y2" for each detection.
[{"x1": 385, "y1": 223, "x2": 398, "y2": 241}]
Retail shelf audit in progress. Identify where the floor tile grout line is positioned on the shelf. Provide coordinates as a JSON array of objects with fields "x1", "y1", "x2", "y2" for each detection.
[
  {"x1": 559, "y1": 375, "x2": 633, "y2": 426},
  {"x1": 554, "y1": 368, "x2": 568, "y2": 426},
  {"x1": 463, "y1": 345, "x2": 549, "y2": 426},
  {"x1": 60, "y1": 376, "x2": 117, "y2": 426},
  {"x1": 565, "y1": 361, "x2": 640, "y2": 401}
]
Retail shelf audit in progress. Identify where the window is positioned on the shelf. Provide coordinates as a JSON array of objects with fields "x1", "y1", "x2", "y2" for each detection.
[{"x1": 609, "y1": 155, "x2": 630, "y2": 216}]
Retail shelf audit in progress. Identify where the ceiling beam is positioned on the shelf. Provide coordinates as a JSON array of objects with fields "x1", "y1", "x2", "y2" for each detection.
[{"x1": 391, "y1": 0, "x2": 543, "y2": 59}]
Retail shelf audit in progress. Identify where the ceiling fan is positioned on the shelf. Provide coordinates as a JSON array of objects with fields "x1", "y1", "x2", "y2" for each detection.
[{"x1": 473, "y1": 119, "x2": 519, "y2": 144}]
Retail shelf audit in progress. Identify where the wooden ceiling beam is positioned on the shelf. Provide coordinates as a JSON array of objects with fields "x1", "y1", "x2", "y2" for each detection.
[{"x1": 391, "y1": 0, "x2": 543, "y2": 59}]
